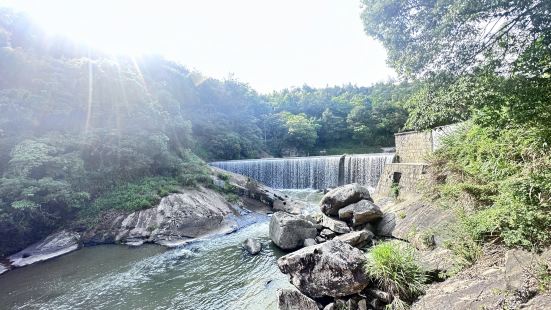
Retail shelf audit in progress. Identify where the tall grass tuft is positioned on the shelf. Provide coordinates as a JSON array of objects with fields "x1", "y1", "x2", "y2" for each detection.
[{"x1": 364, "y1": 241, "x2": 426, "y2": 307}]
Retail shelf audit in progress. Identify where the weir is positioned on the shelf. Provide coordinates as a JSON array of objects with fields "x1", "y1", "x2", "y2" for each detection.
[{"x1": 210, "y1": 153, "x2": 394, "y2": 190}]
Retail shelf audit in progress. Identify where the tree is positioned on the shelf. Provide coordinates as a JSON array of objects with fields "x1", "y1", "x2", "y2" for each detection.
[
  {"x1": 361, "y1": 0, "x2": 551, "y2": 78},
  {"x1": 280, "y1": 113, "x2": 319, "y2": 153}
]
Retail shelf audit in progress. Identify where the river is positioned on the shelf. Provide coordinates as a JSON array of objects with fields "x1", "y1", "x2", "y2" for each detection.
[{"x1": 0, "y1": 190, "x2": 323, "y2": 310}]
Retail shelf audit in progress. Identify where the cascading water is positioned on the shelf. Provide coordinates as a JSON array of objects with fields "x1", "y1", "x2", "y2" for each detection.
[{"x1": 211, "y1": 153, "x2": 395, "y2": 190}]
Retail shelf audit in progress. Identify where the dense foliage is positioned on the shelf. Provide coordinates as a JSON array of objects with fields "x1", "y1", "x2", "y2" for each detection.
[
  {"x1": 0, "y1": 9, "x2": 410, "y2": 256},
  {"x1": 362, "y1": 0, "x2": 551, "y2": 253},
  {"x1": 264, "y1": 84, "x2": 409, "y2": 155}
]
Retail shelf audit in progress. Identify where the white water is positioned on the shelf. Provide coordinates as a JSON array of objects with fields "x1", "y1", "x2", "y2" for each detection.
[{"x1": 211, "y1": 153, "x2": 394, "y2": 190}]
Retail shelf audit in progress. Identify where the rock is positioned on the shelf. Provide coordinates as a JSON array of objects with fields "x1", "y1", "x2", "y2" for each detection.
[
  {"x1": 413, "y1": 246, "x2": 539, "y2": 310},
  {"x1": 315, "y1": 236, "x2": 326, "y2": 244},
  {"x1": 242, "y1": 238, "x2": 262, "y2": 255},
  {"x1": 323, "y1": 303, "x2": 335, "y2": 310},
  {"x1": 521, "y1": 294, "x2": 551, "y2": 309},
  {"x1": 303, "y1": 238, "x2": 317, "y2": 247},
  {"x1": 357, "y1": 299, "x2": 367, "y2": 310},
  {"x1": 0, "y1": 263, "x2": 9, "y2": 275},
  {"x1": 338, "y1": 200, "x2": 383, "y2": 226},
  {"x1": 9, "y1": 230, "x2": 81, "y2": 267},
  {"x1": 83, "y1": 187, "x2": 237, "y2": 247},
  {"x1": 333, "y1": 230, "x2": 374, "y2": 248},
  {"x1": 320, "y1": 215, "x2": 351, "y2": 234},
  {"x1": 418, "y1": 247, "x2": 455, "y2": 276},
  {"x1": 504, "y1": 249, "x2": 539, "y2": 291},
  {"x1": 375, "y1": 212, "x2": 396, "y2": 236},
  {"x1": 320, "y1": 183, "x2": 372, "y2": 216},
  {"x1": 277, "y1": 240, "x2": 369, "y2": 298},
  {"x1": 276, "y1": 289, "x2": 318, "y2": 310},
  {"x1": 270, "y1": 212, "x2": 318, "y2": 251},
  {"x1": 319, "y1": 228, "x2": 337, "y2": 239}
]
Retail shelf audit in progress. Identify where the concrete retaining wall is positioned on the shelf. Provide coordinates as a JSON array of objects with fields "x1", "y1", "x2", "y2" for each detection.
[{"x1": 375, "y1": 163, "x2": 428, "y2": 198}]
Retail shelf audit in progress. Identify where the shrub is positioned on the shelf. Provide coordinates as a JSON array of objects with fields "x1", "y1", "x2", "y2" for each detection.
[
  {"x1": 429, "y1": 123, "x2": 551, "y2": 250},
  {"x1": 364, "y1": 241, "x2": 426, "y2": 305},
  {"x1": 92, "y1": 177, "x2": 180, "y2": 212}
]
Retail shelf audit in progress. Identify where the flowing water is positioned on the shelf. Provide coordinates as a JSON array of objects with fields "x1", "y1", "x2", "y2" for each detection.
[
  {"x1": 211, "y1": 153, "x2": 394, "y2": 190},
  {"x1": 0, "y1": 191, "x2": 323, "y2": 310}
]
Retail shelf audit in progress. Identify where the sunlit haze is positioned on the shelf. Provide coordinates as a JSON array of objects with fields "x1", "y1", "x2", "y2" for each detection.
[{"x1": 0, "y1": 0, "x2": 395, "y2": 92}]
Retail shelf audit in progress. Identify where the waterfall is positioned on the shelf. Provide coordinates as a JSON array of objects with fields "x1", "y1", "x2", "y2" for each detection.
[{"x1": 210, "y1": 153, "x2": 394, "y2": 190}]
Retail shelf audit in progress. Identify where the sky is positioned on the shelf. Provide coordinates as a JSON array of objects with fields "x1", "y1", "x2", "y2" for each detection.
[{"x1": 0, "y1": 0, "x2": 395, "y2": 93}]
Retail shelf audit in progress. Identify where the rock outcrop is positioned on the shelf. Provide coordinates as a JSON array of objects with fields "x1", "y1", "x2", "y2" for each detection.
[
  {"x1": 8, "y1": 230, "x2": 81, "y2": 267},
  {"x1": 320, "y1": 183, "x2": 372, "y2": 216},
  {"x1": 242, "y1": 238, "x2": 262, "y2": 255},
  {"x1": 277, "y1": 240, "x2": 369, "y2": 298},
  {"x1": 320, "y1": 215, "x2": 351, "y2": 234},
  {"x1": 338, "y1": 200, "x2": 383, "y2": 226},
  {"x1": 413, "y1": 246, "x2": 546, "y2": 309},
  {"x1": 277, "y1": 289, "x2": 319, "y2": 310},
  {"x1": 84, "y1": 187, "x2": 237, "y2": 247},
  {"x1": 269, "y1": 212, "x2": 318, "y2": 250},
  {"x1": 333, "y1": 230, "x2": 374, "y2": 248}
]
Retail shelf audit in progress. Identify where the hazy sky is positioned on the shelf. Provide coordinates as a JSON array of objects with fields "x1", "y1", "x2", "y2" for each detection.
[{"x1": 0, "y1": 0, "x2": 395, "y2": 93}]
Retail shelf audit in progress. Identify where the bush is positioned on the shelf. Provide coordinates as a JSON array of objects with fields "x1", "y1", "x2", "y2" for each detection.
[
  {"x1": 92, "y1": 177, "x2": 180, "y2": 212},
  {"x1": 364, "y1": 241, "x2": 426, "y2": 305},
  {"x1": 429, "y1": 123, "x2": 551, "y2": 250}
]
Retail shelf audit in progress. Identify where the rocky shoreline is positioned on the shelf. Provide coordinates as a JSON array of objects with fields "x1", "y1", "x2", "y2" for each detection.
[
  {"x1": 0, "y1": 168, "x2": 301, "y2": 275},
  {"x1": 270, "y1": 183, "x2": 551, "y2": 310}
]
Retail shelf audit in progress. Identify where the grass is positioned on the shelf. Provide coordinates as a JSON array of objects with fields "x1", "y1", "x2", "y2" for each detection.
[
  {"x1": 91, "y1": 176, "x2": 181, "y2": 212},
  {"x1": 364, "y1": 241, "x2": 426, "y2": 307}
]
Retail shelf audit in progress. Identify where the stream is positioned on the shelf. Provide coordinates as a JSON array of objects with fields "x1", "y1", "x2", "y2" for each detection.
[{"x1": 0, "y1": 190, "x2": 323, "y2": 310}]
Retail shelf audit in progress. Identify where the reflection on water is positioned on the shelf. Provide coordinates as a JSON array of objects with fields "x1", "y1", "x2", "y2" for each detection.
[{"x1": 0, "y1": 190, "x2": 322, "y2": 310}]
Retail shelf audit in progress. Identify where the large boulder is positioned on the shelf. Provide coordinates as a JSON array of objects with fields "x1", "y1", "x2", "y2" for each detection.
[
  {"x1": 277, "y1": 289, "x2": 318, "y2": 310},
  {"x1": 242, "y1": 238, "x2": 262, "y2": 255},
  {"x1": 333, "y1": 230, "x2": 374, "y2": 248},
  {"x1": 270, "y1": 212, "x2": 318, "y2": 251},
  {"x1": 9, "y1": 230, "x2": 81, "y2": 267},
  {"x1": 320, "y1": 215, "x2": 351, "y2": 234},
  {"x1": 277, "y1": 240, "x2": 369, "y2": 298},
  {"x1": 320, "y1": 183, "x2": 372, "y2": 216},
  {"x1": 338, "y1": 200, "x2": 383, "y2": 226},
  {"x1": 83, "y1": 187, "x2": 237, "y2": 247}
]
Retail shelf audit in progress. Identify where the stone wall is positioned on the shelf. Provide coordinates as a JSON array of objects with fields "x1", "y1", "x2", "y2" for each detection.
[
  {"x1": 394, "y1": 124, "x2": 461, "y2": 164},
  {"x1": 375, "y1": 163, "x2": 428, "y2": 198},
  {"x1": 375, "y1": 124, "x2": 460, "y2": 198},
  {"x1": 394, "y1": 131, "x2": 433, "y2": 164}
]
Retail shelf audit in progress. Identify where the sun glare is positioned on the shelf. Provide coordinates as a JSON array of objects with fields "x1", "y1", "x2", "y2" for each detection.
[{"x1": 0, "y1": 0, "x2": 182, "y2": 56}]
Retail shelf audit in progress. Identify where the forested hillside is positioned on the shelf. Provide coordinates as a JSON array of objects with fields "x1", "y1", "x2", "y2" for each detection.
[{"x1": 0, "y1": 9, "x2": 409, "y2": 256}]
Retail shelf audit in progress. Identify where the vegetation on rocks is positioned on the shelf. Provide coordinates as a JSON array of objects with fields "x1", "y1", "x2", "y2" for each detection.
[{"x1": 364, "y1": 241, "x2": 426, "y2": 308}]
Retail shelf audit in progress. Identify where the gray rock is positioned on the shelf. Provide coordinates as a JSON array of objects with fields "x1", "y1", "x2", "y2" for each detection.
[
  {"x1": 375, "y1": 212, "x2": 396, "y2": 236},
  {"x1": 303, "y1": 238, "x2": 317, "y2": 247},
  {"x1": 277, "y1": 289, "x2": 318, "y2": 310},
  {"x1": 83, "y1": 187, "x2": 237, "y2": 247},
  {"x1": 277, "y1": 240, "x2": 369, "y2": 298},
  {"x1": 320, "y1": 215, "x2": 351, "y2": 234},
  {"x1": 323, "y1": 303, "x2": 335, "y2": 310},
  {"x1": 0, "y1": 263, "x2": 9, "y2": 275},
  {"x1": 270, "y1": 212, "x2": 318, "y2": 251},
  {"x1": 333, "y1": 230, "x2": 374, "y2": 248},
  {"x1": 357, "y1": 299, "x2": 368, "y2": 310},
  {"x1": 315, "y1": 236, "x2": 326, "y2": 244},
  {"x1": 242, "y1": 238, "x2": 262, "y2": 255},
  {"x1": 9, "y1": 230, "x2": 81, "y2": 267},
  {"x1": 418, "y1": 247, "x2": 455, "y2": 275},
  {"x1": 320, "y1": 183, "x2": 372, "y2": 216},
  {"x1": 319, "y1": 228, "x2": 337, "y2": 239},
  {"x1": 338, "y1": 200, "x2": 383, "y2": 226}
]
